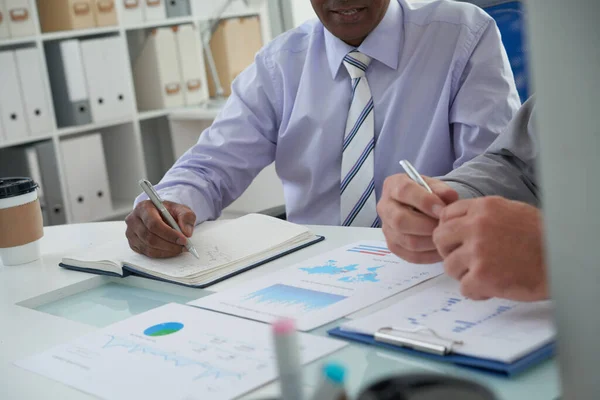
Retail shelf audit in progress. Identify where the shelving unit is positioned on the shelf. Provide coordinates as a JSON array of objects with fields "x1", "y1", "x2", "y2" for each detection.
[{"x1": 0, "y1": 0, "x2": 274, "y2": 225}]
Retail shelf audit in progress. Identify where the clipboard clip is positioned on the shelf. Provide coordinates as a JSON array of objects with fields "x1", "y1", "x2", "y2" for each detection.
[{"x1": 374, "y1": 326, "x2": 463, "y2": 356}]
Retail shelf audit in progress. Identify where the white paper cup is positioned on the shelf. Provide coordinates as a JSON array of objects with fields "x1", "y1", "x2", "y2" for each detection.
[{"x1": 0, "y1": 177, "x2": 44, "y2": 266}]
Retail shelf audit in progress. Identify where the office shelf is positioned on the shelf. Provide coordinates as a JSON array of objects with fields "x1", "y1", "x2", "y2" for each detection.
[
  {"x1": 0, "y1": 36, "x2": 37, "y2": 48},
  {"x1": 124, "y1": 16, "x2": 196, "y2": 31},
  {"x1": 0, "y1": 0, "x2": 273, "y2": 227},
  {"x1": 41, "y1": 26, "x2": 120, "y2": 42},
  {"x1": 56, "y1": 117, "x2": 135, "y2": 138},
  {"x1": 0, "y1": 133, "x2": 53, "y2": 150}
]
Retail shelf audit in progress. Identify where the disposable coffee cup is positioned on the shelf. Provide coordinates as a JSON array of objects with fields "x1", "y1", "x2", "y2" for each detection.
[{"x1": 0, "y1": 177, "x2": 44, "y2": 266}]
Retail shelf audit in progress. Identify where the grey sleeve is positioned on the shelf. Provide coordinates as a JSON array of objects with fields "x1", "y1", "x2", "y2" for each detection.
[{"x1": 441, "y1": 97, "x2": 540, "y2": 206}]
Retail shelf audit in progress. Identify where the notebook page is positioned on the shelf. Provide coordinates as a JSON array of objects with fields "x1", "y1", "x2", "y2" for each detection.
[
  {"x1": 341, "y1": 277, "x2": 555, "y2": 363},
  {"x1": 127, "y1": 214, "x2": 312, "y2": 279}
]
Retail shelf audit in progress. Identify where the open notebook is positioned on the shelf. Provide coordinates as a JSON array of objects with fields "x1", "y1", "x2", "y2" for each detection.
[{"x1": 59, "y1": 214, "x2": 324, "y2": 288}]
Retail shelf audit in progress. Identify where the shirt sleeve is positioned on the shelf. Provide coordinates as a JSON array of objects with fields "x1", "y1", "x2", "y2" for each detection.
[
  {"x1": 449, "y1": 17, "x2": 522, "y2": 168},
  {"x1": 134, "y1": 50, "x2": 282, "y2": 224},
  {"x1": 442, "y1": 97, "x2": 540, "y2": 206}
]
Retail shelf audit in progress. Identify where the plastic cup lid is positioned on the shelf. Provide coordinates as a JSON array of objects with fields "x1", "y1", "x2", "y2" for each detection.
[{"x1": 0, "y1": 177, "x2": 38, "y2": 200}]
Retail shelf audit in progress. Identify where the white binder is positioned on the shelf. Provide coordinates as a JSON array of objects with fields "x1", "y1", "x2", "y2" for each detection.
[
  {"x1": 142, "y1": 0, "x2": 165, "y2": 21},
  {"x1": 0, "y1": 0, "x2": 9, "y2": 39},
  {"x1": 119, "y1": 0, "x2": 144, "y2": 25},
  {"x1": 175, "y1": 24, "x2": 208, "y2": 106},
  {"x1": 80, "y1": 38, "x2": 113, "y2": 122},
  {"x1": 46, "y1": 40, "x2": 93, "y2": 127},
  {"x1": 60, "y1": 133, "x2": 112, "y2": 223},
  {"x1": 102, "y1": 37, "x2": 135, "y2": 119},
  {"x1": 133, "y1": 27, "x2": 184, "y2": 110},
  {"x1": 5, "y1": 0, "x2": 35, "y2": 37},
  {"x1": 0, "y1": 51, "x2": 28, "y2": 141},
  {"x1": 34, "y1": 140, "x2": 67, "y2": 225},
  {"x1": 193, "y1": 0, "x2": 250, "y2": 19},
  {"x1": 15, "y1": 48, "x2": 54, "y2": 136},
  {"x1": 80, "y1": 37, "x2": 133, "y2": 122}
]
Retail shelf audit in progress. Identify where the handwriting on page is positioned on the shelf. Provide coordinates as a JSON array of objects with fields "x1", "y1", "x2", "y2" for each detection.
[{"x1": 204, "y1": 245, "x2": 232, "y2": 265}]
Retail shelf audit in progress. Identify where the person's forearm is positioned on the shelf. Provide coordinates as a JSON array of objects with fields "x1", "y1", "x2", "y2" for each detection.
[{"x1": 442, "y1": 152, "x2": 539, "y2": 206}]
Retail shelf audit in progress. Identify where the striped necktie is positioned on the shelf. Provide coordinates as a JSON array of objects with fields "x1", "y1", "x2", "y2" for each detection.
[{"x1": 340, "y1": 51, "x2": 380, "y2": 228}]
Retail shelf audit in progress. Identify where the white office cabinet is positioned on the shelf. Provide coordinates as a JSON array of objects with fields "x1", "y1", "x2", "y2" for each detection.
[
  {"x1": 175, "y1": 24, "x2": 208, "y2": 106},
  {"x1": 0, "y1": 0, "x2": 9, "y2": 39},
  {"x1": 119, "y1": 0, "x2": 144, "y2": 25},
  {"x1": 15, "y1": 48, "x2": 53, "y2": 136},
  {"x1": 60, "y1": 133, "x2": 112, "y2": 223},
  {"x1": 0, "y1": 51, "x2": 29, "y2": 141},
  {"x1": 142, "y1": 0, "x2": 165, "y2": 21},
  {"x1": 133, "y1": 27, "x2": 184, "y2": 110},
  {"x1": 5, "y1": 0, "x2": 35, "y2": 37}
]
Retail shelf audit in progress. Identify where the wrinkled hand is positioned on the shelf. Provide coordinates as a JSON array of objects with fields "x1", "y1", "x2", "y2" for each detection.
[
  {"x1": 125, "y1": 200, "x2": 196, "y2": 258},
  {"x1": 377, "y1": 174, "x2": 459, "y2": 264},
  {"x1": 433, "y1": 196, "x2": 548, "y2": 302}
]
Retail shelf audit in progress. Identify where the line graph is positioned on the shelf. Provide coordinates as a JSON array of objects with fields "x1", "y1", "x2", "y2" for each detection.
[{"x1": 102, "y1": 335, "x2": 243, "y2": 382}]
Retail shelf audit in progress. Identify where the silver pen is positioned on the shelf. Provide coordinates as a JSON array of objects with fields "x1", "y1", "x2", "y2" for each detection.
[
  {"x1": 138, "y1": 179, "x2": 200, "y2": 259},
  {"x1": 399, "y1": 160, "x2": 433, "y2": 194}
]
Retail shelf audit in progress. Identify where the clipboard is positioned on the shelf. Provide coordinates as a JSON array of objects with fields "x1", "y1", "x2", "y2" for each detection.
[{"x1": 328, "y1": 326, "x2": 556, "y2": 377}]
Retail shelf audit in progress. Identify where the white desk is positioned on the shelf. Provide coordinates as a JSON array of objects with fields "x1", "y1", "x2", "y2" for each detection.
[{"x1": 0, "y1": 222, "x2": 561, "y2": 399}]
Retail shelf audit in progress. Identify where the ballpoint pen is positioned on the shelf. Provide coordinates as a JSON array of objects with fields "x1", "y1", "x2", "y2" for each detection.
[
  {"x1": 138, "y1": 179, "x2": 200, "y2": 259},
  {"x1": 399, "y1": 160, "x2": 433, "y2": 194}
]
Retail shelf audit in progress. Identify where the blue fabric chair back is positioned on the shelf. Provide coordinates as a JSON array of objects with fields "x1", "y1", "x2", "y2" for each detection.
[{"x1": 461, "y1": 1, "x2": 529, "y2": 102}]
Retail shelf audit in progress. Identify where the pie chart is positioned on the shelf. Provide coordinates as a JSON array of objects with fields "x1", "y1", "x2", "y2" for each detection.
[{"x1": 143, "y1": 322, "x2": 184, "y2": 337}]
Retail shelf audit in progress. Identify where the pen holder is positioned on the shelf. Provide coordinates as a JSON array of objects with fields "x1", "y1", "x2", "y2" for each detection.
[
  {"x1": 0, "y1": 177, "x2": 44, "y2": 266},
  {"x1": 357, "y1": 373, "x2": 498, "y2": 400}
]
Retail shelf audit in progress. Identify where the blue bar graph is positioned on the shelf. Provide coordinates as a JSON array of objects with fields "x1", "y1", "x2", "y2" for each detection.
[{"x1": 243, "y1": 284, "x2": 347, "y2": 312}]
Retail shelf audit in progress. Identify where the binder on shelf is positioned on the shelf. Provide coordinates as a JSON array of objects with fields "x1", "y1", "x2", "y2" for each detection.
[
  {"x1": 80, "y1": 37, "x2": 133, "y2": 122},
  {"x1": 208, "y1": 15, "x2": 263, "y2": 97},
  {"x1": 175, "y1": 24, "x2": 208, "y2": 106},
  {"x1": 15, "y1": 48, "x2": 54, "y2": 136},
  {"x1": 34, "y1": 141, "x2": 67, "y2": 226},
  {"x1": 60, "y1": 133, "x2": 113, "y2": 223},
  {"x1": 193, "y1": 0, "x2": 249, "y2": 20},
  {"x1": 46, "y1": 40, "x2": 93, "y2": 127},
  {"x1": 0, "y1": 0, "x2": 9, "y2": 39},
  {"x1": 133, "y1": 27, "x2": 184, "y2": 110},
  {"x1": 102, "y1": 37, "x2": 135, "y2": 119},
  {"x1": 92, "y1": 0, "x2": 117, "y2": 27},
  {"x1": 0, "y1": 114, "x2": 5, "y2": 143},
  {"x1": 165, "y1": 0, "x2": 190, "y2": 18},
  {"x1": 36, "y1": 0, "x2": 96, "y2": 33},
  {"x1": 25, "y1": 146, "x2": 50, "y2": 224},
  {"x1": 5, "y1": 0, "x2": 35, "y2": 37},
  {"x1": 0, "y1": 50, "x2": 29, "y2": 141},
  {"x1": 119, "y1": 0, "x2": 144, "y2": 26},
  {"x1": 142, "y1": 0, "x2": 165, "y2": 21}
]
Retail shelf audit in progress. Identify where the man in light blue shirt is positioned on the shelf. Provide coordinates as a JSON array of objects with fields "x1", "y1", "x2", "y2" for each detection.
[{"x1": 126, "y1": 0, "x2": 520, "y2": 258}]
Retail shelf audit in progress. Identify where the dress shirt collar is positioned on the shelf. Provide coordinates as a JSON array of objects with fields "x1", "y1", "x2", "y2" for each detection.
[{"x1": 324, "y1": 0, "x2": 403, "y2": 79}]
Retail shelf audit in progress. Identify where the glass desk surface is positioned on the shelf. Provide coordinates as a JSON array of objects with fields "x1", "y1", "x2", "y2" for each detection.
[{"x1": 30, "y1": 277, "x2": 561, "y2": 400}]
